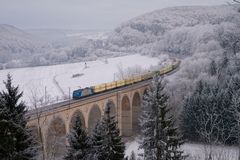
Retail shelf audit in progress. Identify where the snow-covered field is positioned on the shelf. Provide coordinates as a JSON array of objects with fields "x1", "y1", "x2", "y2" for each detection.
[
  {"x1": 0, "y1": 54, "x2": 164, "y2": 107},
  {"x1": 125, "y1": 138, "x2": 238, "y2": 160}
]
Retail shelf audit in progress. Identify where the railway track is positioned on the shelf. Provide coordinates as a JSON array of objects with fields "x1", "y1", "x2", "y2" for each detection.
[{"x1": 27, "y1": 78, "x2": 152, "y2": 117}]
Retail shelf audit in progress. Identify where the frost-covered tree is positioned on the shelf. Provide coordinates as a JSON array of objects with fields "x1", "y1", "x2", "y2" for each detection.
[
  {"x1": 230, "y1": 90, "x2": 240, "y2": 160},
  {"x1": 139, "y1": 76, "x2": 185, "y2": 160},
  {"x1": 90, "y1": 103, "x2": 125, "y2": 160},
  {"x1": 89, "y1": 121, "x2": 105, "y2": 160},
  {"x1": 0, "y1": 74, "x2": 36, "y2": 159},
  {"x1": 218, "y1": 24, "x2": 240, "y2": 55},
  {"x1": 181, "y1": 79, "x2": 237, "y2": 145},
  {"x1": 64, "y1": 115, "x2": 90, "y2": 160},
  {"x1": 101, "y1": 104, "x2": 125, "y2": 160},
  {"x1": 228, "y1": 75, "x2": 240, "y2": 160}
]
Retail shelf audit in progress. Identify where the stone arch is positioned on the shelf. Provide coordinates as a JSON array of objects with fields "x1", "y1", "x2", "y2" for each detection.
[
  {"x1": 105, "y1": 100, "x2": 116, "y2": 117},
  {"x1": 70, "y1": 110, "x2": 85, "y2": 130},
  {"x1": 132, "y1": 92, "x2": 141, "y2": 134},
  {"x1": 121, "y1": 95, "x2": 131, "y2": 136},
  {"x1": 88, "y1": 104, "x2": 101, "y2": 132},
  {"x1": 46, "y1": 116, "x2": 66, "y2": 158},
  {"x1": 143, "y1": 88, "x2": 149, "y2": 96}
]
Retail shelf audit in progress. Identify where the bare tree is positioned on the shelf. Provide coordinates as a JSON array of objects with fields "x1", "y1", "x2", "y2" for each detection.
[
  {"x1": 116, "y1": 63, "x2": 145, "y2": 80},
  {"x1": 29, "y1": 88, "x2": 47, "y2": 160},
  {"x1": 192, "y1": 103, "x2": 235, "y2": 160},
  {"x1": 46, "y1": 125, "x2": 66, "y2": 160},
  {"x1": 230, "y1": 92, "x2": 240, "y2": 160}
]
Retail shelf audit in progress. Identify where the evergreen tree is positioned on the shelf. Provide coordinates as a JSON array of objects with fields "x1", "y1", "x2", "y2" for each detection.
[
  {"x1": 129, "y1": 151, "x2": 136, "y2": 160},
  {"x1": 139, "y1": 76, "x2": 185, "y2": 160},
  {"x1": 0, "y1": 74, "x2": 36, "y2": 160},
  {"x1": 90, "y1": 121, "x2": 106, "y2": 160},
  {"x1": 102, "y1": 104, "x2": 125, "y2": 160},
  {"x1": 64, "y1": 115, "x2": 90, "y2": 160},
  {"x1": 91, "y1": 103, "x2": 125, "y2": 160}
]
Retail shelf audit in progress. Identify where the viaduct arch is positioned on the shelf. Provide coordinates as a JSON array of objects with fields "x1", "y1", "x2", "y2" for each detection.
[
  {"x1": 121, "y1": 95, "x2": 131, "y2": 136},
  {"x1": 132, "y1": 92, "x2": 141, "y2": 134},
  {"x1": 88, "y1": 104, "x2": 102, "y2": 132},
  {"x1": 46, "y1": 116, "x2": 66, "y2": 158},
  {"x1": 70, "y1": 110, "x2": 85, "y2": 130}
]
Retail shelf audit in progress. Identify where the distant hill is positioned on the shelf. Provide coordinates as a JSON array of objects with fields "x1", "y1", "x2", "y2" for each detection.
[
  {"x1": 107, "y1": 5, "x2": 240, "y2": 56},
  {"x1": 0, "y1": 24, "x2": 51, "y2": 68},
  {"x1": 0, "y1": 25, "x2": 107, "y2": 69}
]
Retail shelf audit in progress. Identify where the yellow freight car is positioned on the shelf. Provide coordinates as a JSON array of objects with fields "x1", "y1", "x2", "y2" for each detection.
[
  {"x1": 106, "y1": 81, "x2": 117, "y2": 90},
  {"x1": 133, "y1": 75, "x2": 142, "y2": 83},
  {"x1": 116, "y1": 79, "x2": 126, "y2": 87},
  {"x1": 93, "y1": 83, "x2": 106, "y2": 93},
  {"x1": 141, "y1": 72, "x2": 152, "y2": 80},
  {"x1": 125, "y1": 77, "x2": 135, "y2": 85}
]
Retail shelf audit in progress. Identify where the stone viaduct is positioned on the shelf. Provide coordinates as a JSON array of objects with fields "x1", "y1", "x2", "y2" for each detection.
[{"x1": 27, "y1": 79, "x2": 151, "y2": 158}]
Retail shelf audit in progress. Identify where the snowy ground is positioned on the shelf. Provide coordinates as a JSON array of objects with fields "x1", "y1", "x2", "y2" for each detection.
[
  {"x1": 125, "y1": 138, "x2": 238, "y2": 160},
  {"x1": 0, "y1": 54, "x2": 168, "y2": 108}
]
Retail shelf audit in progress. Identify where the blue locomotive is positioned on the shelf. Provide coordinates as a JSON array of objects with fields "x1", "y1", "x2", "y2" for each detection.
[{"x1": 72, "y1": 87, "x2": 94, "y2": 99}]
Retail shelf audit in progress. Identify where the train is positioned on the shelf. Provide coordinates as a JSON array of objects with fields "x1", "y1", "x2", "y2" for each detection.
[{"x1": 72, "y1": 59, "x2": 180, "y2": 99}]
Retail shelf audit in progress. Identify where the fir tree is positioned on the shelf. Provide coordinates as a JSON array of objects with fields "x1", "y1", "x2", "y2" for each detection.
[
  {"x1": 91, "y1": 103, "x2": 125, "y2": 160},
  {"x1": 0, "y1": 74, "x2": 36, "y2": 160},
  {"x1": 89, "y1": 121, "x2": 106, "y2": 160},
  {"x1": 64, "y1": 116, "x2": 90, "y2": 160},
  {"x1": 129, "y1": 151, "x2": 136, "y2": 160},
  {"x1": 139, "y1": 76, "x2": 185, "y2": 160},
  {"x1": 102, "y1": 104, "x2": 125, "y2": 160}
]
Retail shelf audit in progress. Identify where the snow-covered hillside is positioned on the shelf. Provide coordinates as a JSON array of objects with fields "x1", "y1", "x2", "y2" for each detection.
[
  {"x1": 0, "y1": 24, "x2": 51, "y2": 68},
  {"x1": 0, "y1": 25, "x2": 109, "y2": 69},
  {"x1": 107, "y1": 5, "x2": 240, "y2": 55},
  {"x1": 0, "y1": 54, "x2": 165, "y2": 107}
]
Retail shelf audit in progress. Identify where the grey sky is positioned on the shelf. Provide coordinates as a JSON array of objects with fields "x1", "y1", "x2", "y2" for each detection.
[{"x1": 0, "y1": 0, "x2": 229, "y2": 30}]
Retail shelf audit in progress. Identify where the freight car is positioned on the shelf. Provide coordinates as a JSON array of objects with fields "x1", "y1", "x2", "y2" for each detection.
[{"x1": 72, "y1": 59, "x2": 180, "y2": 99}]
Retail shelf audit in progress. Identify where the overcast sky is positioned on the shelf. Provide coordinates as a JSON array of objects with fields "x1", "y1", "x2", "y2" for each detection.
[{"x1": 0, "y1": 0, "x2": 229, "y2": 30}]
